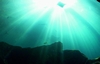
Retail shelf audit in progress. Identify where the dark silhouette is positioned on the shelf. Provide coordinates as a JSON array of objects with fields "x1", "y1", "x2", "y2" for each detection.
[
  {"x1": 0, "y1": 42, "x2": 100, "y2": 64},
  {"x1": 97, "y1": 0, "x2": 100, "y2": 2}
]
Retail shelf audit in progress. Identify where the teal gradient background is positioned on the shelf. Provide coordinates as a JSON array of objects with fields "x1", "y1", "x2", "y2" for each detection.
[{"x1": 0, "y1": 0, "x2": 100, "y2": 59}]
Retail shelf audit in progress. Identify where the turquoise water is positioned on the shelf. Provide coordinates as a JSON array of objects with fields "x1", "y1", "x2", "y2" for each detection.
[{"x1": 0, "y1": 0, "x2": 100, "y2": 59}]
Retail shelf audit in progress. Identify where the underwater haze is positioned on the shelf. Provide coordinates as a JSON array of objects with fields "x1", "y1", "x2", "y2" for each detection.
[{"x1": 0, "y1": 0, "x2": 100, "y2": 59}]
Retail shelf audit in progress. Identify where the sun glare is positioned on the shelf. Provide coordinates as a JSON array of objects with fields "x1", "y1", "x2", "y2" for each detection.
[{"x1": 31, "y1": 0, "x2": 77, "y2": 9}]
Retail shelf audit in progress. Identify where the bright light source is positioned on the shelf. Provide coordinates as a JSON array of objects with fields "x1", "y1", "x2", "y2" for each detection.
[
  {"x1": 32, "y1": 0, "x2": 77, "y2": 9},
  {"x1": 33, "y1": 0, "x2": 59, "y2": 8},
  {"x1": 61, "y1": 0, "x2": 77, "y2": 8}
]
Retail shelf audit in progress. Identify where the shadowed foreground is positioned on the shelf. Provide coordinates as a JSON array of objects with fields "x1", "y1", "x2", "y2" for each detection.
[{"x1": 0, "y1": 42, "x2": 100, "y2": 64}]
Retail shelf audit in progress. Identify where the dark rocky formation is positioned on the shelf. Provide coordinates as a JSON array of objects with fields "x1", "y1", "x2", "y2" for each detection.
[
  {"x1": 63, "y1": 50, "x2": 88, "y2": 64},
  {"x1": 0, "y1": 41, "x2": 100, "y2": 64},
  {"x1": 97, "y1": 0, "x2": 100, "y2": 2},
  {"x1": 0, "y1": 57, "x2": 5, "y2": 64}
]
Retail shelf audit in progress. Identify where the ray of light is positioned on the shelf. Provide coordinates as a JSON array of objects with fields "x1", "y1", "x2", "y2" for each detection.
[{"x1": 0, "y1": 0, "x2": 100, "y2": 59}]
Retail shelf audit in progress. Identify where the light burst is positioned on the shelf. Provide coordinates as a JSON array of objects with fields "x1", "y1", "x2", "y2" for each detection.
[{"x1": 0, "y1": 0, "x2": 100, "y2": 59}]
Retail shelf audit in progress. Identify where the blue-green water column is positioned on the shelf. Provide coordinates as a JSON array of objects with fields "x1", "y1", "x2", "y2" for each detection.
[{"x1": 0, "y1": 0, "x2": 100, "y2": 59}]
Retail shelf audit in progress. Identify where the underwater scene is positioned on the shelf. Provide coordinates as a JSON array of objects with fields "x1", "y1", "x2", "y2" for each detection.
[{"x1": 0, "y1": 0, "x2": 100, "y2": 64}]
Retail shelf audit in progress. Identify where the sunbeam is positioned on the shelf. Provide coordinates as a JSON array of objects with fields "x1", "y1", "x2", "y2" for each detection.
[{"x1": 0, "y1": 0, "x2": 100, "y2": 59}]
